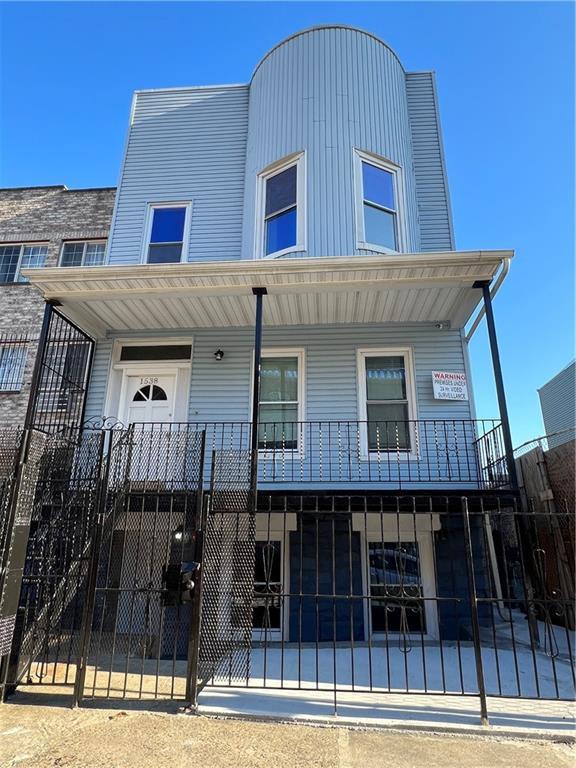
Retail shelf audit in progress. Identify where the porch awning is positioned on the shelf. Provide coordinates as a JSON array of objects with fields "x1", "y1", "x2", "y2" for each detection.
[{"x1": 23, "y1": 250, "x2": 513, "y2": 338}]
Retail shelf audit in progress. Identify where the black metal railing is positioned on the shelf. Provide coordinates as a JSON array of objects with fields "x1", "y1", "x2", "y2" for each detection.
[{"x1": 132, "y1": 419, "x2": 509, "y2": 489}]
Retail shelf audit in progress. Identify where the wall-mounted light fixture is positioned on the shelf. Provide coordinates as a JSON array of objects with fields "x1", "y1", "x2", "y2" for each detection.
[{"x1": 214, "y1": 349, "x2": 224, "y2": 361}]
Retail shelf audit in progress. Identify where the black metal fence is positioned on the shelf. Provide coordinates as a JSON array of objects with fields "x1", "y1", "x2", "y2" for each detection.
[
  {"x1": 134, "y1": 419, "x2": 509, "y2": 489},
  {"x1": 28, "y1": 309, "x2": 94, "y2": 434},
  {"x1": 196, "y1": 494, "x2": 575, "y2": 720},
  {"x1": 0, "y1": 424, "x2": 573, "y2": 725}
]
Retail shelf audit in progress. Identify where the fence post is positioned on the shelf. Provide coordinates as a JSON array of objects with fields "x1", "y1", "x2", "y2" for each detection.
[
  {"x1": 461, "y1": 496, "x2": 489, "y2": 726},
  {"x1": 72, "y1": 430, "x2": 112, "y2": 707}
]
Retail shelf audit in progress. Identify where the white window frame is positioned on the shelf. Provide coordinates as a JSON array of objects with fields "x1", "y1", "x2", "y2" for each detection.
[
  {"x1": 353, "y1": 149, "x2": 406, "y2": 254},
  {"x1": 0, "y1": 243, "x2": 48, "y2": 283},
  {"x1": 141, "y1": 201, "x2": 192, "y2": 265},
  {"x1": 254, "y1": 152, "x2": 306, "y2": 260},
  {"x1": 252, "y1": 348, "x2": 306, "y2": 457},
  {"x1": 104, "y1": 337, "x2": 194, "y2": 425},
  {"x1": 356, "y1": 347, "x2": 418, "y2": 461},
  {"x1": 59, "y1": 240, "x2": 107, "y2": 267},
  {"x1": 357, "y1": 522, "x2": 439, "y2": 641}
]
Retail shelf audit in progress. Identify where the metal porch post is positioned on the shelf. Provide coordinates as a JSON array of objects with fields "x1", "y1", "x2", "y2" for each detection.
[
  {"x1": 250, "y1": 287, "x2": 267, "y2": 507},
  {"x1": 474, "y1": 281, "x2": 518, "y2": 489}
]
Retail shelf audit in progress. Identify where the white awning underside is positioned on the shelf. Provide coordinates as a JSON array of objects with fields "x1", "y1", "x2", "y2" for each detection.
[{"x1": 23, "y1": 251, "x2": 513, "y2": 338}]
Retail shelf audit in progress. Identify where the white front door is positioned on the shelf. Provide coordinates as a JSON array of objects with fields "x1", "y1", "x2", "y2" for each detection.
[{"x1": 123, "y1": 374, "x2": 176, "y2": 425}]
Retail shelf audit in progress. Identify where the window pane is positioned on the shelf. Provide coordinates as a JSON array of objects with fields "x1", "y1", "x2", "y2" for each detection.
[
  {"x1": 258, "y1": 404, "x2": 298, "y2": 449},
  {"x1": 85, "y1": 243, "x2": 106, "y2": 265},
  {"x1": 253, "y1": 541, "x2": 282, "y2": 631},
  {"x1": 364, "y1": 204, "x2": 397, "y2": 249},
  {"x1": 367, "y1": 403, "x2": 410, "y2": 451},
  {"x1": 265, "y1": 207, "x2": 297, "y2": 255},
  {"x1": 0, "y1": 246, "x2": 21, "y2": 282},
  {"x1": 19, "y1": 246, "x2": 47, "y2": 281},
  {"x1": 0, "y1": 345, "x2": 27, "y2": 390},
  {"x1": 260, "y1": 357, "x2": 298, "y2": 402},
  {"x1": 362, "y1": 162, "x2": 395, "y2": 209},
  {"x1": 61, "y1": 243, "x2": 84, "y2": 267},
  {"x1": 365, "y1": 356, "x2": 406, "y2": 400},
  {"x1": 148, "y1": 243, "x2": 183, "y2": 264},
  {"x1": 265, "y1": 165, "x2": 297, "y2": 216},
  {"x1": 369, "y1": 542, "x2": 425, "y2": 633},
  {"x1": 120, "y1": 344, "x2": 192, "y2": 362},
  {"x1": 150, "y1": 207, "x2": 186, "y2": 244}
]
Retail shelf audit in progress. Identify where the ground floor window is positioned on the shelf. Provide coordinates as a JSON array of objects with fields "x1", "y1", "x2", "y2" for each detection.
[
  {"x1": 368, "y1": 541, "x2": 426, "y2": 634},
  {"x1": 253, "y1": 540, "x2": 282, "y2": 632}
]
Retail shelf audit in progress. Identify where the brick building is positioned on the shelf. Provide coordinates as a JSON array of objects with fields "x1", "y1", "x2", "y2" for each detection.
[{"x1": 0, "y1": 185, "x2": 116, "y2": 425}]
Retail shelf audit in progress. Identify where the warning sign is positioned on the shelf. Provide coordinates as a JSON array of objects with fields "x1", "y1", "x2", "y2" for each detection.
[{"x1": 432, "y1": 371, "x2": 469, "y2": 401}]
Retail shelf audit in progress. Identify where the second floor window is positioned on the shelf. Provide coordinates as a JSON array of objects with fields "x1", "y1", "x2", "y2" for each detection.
[
  {"x1": 362, "y1": 161, "x2": 397, "y2": 250},
  {"x1": 258, "y1": 352, "x2": 303, "y2": 450},
  {"x1": 61, "y1": 241, "x2": 106, "y2": 267},
  {"x1": 0, "y1": 244, "x2": 48, "y2": 283},
  {"x1": 258, "y1": 154, "x2": 304, "y2": 258},
  {"x1": 146, "y1": 204, "x2": 189, "y2": 264},
  {"x1": 358, "y1": 349, "x2": 415, "y2": 453}
]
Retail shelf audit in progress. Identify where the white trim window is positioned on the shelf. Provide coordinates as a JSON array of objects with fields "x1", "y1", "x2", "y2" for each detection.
[
  {"x1": 253, "y1": 538, "x2": 283, "y2": 637},
  {"x1": 258, "y1": 349, "x2": 304, "y2": 451},
  {"x1": 0, "y1": 244, "x2": 48, "y2": 283},
  {"x1": 143, "y1": 202, "x2": 191, "y2": 264},
  {"x1": 60, "y1": 240, "x2": 106, "y2": 267},
  {"x1": 256, "y1": 153, "x2": 305, "y2": 258},
  {"x1": 355, "y1": 150, "x2": 403, "y2": 253},
  {"x1": 357, "y1": 348, "x2": 417, "y2": 455}
]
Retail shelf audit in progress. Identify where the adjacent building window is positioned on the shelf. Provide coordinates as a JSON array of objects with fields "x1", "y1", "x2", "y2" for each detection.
[
  {"x1": 0, "y1": 340, "x2": 28, "y2": 391},
  {"x1": 145, "y1": 204, "x2": 190, "y2": 264},
  {"x1": 356, "y1": 151, "x2": 401, "y2": 252},
  {"x1": 0, "y1": 244, "x2": 48, "y2": 283},
  {"x1": 358, "y1": 349, "x2": 415, "y2": 452},
  {"x1": 60, "y1": 241, "x2": 106, "y2": 267},
  {"x1": 258, "y1": 154, "x2": 304, "y2": 258},
  {"x1": 253, "y1": 540, "x2": 282, "y2": 632},
  {"x1": 368, "y1": 541, "x2": 425, "y2": 634},
  {"x1": 258, "y1": 352, "x2": 303, "y2": 450}
]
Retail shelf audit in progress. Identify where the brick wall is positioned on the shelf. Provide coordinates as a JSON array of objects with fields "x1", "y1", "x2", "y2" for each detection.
[{"x1": 0, "y1": 186, "x2": 116, "y2": 426}]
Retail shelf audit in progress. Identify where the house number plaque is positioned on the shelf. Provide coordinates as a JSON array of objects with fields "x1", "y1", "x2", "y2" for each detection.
[{"x1": 140, "y1": 377, "x2": 159, "y2": 385}]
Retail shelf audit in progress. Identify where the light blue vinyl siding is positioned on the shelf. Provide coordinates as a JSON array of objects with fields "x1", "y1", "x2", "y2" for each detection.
[
  {"x1": 406, "y1": 72, "x2": 455, "y2": 251},
  {"x1": 242, "y1": 26, "x2": 420, "y2": 259},
  {"x1": 538, "y1": 361, "x2": 576, "y2": 448},
  {"x1": 84, "y1": 324, "x2": 479, "y2": 488},
  {"x1": 107, "y1": 27, "x2": 457, "y2": 265},
  {"x1": 108, "y1": 86, "x2": 249, "y2": 265}
]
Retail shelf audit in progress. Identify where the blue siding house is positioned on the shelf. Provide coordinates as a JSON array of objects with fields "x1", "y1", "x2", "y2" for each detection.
[{"x1": 22, "y1": 27, "x2": 526, "y2": 673}]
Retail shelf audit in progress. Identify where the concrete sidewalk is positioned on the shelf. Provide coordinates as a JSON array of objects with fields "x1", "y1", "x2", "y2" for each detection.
[{"x1": 0, "y1": 692, "x2": 574, "y2": 768}]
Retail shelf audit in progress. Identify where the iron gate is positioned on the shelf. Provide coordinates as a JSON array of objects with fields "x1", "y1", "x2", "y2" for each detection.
[{"x1": 0, "y1": 425, "x2": 206, "y2": 705}]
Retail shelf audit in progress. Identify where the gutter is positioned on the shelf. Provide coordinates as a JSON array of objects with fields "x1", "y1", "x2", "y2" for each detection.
[{"x1": 464, "y1": 257, "x2": 510, "y2": 342}]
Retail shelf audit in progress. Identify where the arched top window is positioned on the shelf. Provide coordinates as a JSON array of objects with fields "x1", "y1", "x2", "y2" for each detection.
[{"x1": 132, "y1": 384, "x2": 168, "y2": 402}]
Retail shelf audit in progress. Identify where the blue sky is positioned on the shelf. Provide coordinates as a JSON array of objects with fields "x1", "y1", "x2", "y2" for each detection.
[{"x1": 0, "y1": 2, "x2": 573, "y2": 446}]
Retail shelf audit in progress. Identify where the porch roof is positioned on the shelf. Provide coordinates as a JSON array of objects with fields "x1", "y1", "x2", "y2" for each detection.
[{"x1": 23, "y1": 250, "x2": 513, "y2": 339}]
